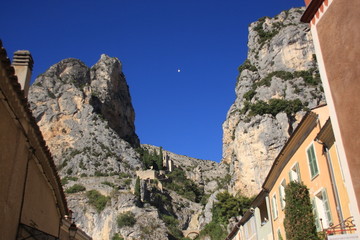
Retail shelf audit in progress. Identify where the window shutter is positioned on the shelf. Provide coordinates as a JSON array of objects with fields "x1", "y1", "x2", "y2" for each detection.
[
  {"x1": 295, "y1": 162, "x2": 301, "y2": 182},
  {"x1": 322, "y1": 188, "x2": 333, "y2": 225},
  {"x1": 312, "y1": 198, "x2": 321, "y2": 231},
  {"x1": 279, "y1": 185, "x2": 284, "y2": 209},
  {"x1": 272, "y1": 195, "x2": 278, "y2": 219},
  {"x1": 307, "y1": 145, "x2": 319, "y2": 178}
]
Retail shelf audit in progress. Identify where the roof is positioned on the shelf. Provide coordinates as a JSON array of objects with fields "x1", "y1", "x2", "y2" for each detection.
[
  {"x1": 0, "y1": 40, "x2": 68, "y2": 216},
  {"x1": 315, "y1": 118, "x2": 334, "y2": 148},
  {"x1": 262, "y1": 111, "x2": 318, "y2": 191},
  {"x1": 301, "y1": 0, "x2": 326, "y2": 23},
  {"x1": 225, "y1": 190, "x2": 268, "y2": 240}
]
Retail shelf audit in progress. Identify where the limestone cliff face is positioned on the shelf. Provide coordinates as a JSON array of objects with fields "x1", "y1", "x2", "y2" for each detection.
[
  {"x1": 28, "y1": 56, "x2": 229, "y2": 240},
  {"x1": 222, "y1": 8, "x2": 325, "y2": 197}
]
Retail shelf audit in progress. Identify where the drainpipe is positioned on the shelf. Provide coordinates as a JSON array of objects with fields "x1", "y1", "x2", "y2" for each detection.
[{"x1": 316, "y1": 139, "x2": 345, "y2": 229}]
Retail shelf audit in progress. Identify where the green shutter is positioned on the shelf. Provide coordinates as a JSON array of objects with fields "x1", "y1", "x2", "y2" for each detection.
[
  {"x1": 312, "y1": 198, "x2": 321, "y2": 231},
  {"x1": 307, "y1": 145, "x2": 319, "y2": 178},
  {"x1": 322, "y1": 188, "x2": 333, "y2": 225}
]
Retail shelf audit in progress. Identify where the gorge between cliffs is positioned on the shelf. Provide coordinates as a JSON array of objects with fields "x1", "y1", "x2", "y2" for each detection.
[{"x1": 28, "y1": 7, "x2": 324, "y2": 240}]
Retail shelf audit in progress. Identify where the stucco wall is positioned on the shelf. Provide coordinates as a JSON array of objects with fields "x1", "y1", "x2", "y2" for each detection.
[
  {"x1": 316, "y1": 0, "x2": 360, "y2": 208},
  {"x1": 21, "y1": 158, "x2": 61, "y2": 236},
  {"x1": 0, "y1": 100, "x2": 29, "y2": 240}
]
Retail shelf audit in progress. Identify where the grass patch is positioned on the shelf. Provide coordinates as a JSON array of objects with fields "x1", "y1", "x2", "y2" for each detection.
[
  {"x1": 117, "y1": 211, "x2": 136, "y2": 228},
  {"x1": 86, "y1": 190, "x2": 110, "y2": 212},
  {"x1": 65, "y1": 184, "x2": 86, "y2": 194}
]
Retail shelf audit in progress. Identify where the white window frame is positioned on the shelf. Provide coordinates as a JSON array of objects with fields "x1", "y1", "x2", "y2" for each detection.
[
  {"x1": 271, "y1": 193, "x2": 278, "y2": 220},
  {"x1": 279, "y1": 179, "x2": 286, "y2": 210},
  {"x1": 306, "y1": 142, "x2": 320, "y2": 180},
  {"x1": 312, "y1": 188, "x2": 333, "y2": 230},
  {"x1": 289, "y1": 162, "x2": 301, "y2": 183}
]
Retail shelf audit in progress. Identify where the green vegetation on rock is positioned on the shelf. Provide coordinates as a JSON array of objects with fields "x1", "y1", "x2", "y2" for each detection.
[
  {"x1": 253, "y1": 17, "x2": 280, "y2": 46},
  {"x1": 86, "y1": 190, "x2": 110, "y2": 212},
  {"x1": 65, "y1": 184, "x2": 86, "y2": 194},
  {"x1": 136, "y1": 147, "x2": 164, "y2": 170},
  {"x1": 248, "y1": 98, "x2": 304, "y2": 117},
  {"x1": 238, "y1": 59, "x2": 257, "y2": 73},
  {"x1": 164, "y1": 168, "x2": 204, "y2": 203},
  {"x1": 198, "y1": 191, "x2": 253, "y2": 240},
  {"x1": 117, "y1": 211, "x2": 136, "y2": 228},
  {"x1": 112, "y1": 233, "x2": 124, "y2": 240}
]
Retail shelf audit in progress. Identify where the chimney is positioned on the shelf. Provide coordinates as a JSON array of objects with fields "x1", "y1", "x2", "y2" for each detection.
[{"x1": 12, "y1": 50, "x2": 34, "y2": 97}]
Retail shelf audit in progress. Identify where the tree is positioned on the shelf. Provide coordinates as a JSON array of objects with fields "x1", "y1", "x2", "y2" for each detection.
[
  {"x1": 135, "y1": 177, "x2": 141, "y2": 200},
  {"x1": 284, "y1": 181, "x2": 320, "y2": 240}
]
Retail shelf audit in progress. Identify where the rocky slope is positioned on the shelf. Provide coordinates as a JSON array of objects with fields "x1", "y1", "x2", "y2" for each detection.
[
  {"x1": 28, "y1": 55, "x2": 228, "y2": 240},
  {"x1": 222, "y1": 8, "x2": 325, "y2": 197}
]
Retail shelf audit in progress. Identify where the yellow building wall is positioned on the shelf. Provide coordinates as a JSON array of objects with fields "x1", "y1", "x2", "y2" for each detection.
[
  {"x1": 269, "y1": 106, "x2": 351, "y2": 239},
  {"x1": 328, "y1": 144, "x2": 352, "y2": 220}
]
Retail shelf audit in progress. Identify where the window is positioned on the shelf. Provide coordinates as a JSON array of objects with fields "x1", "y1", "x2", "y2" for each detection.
[
  {"x1": 289, "y1": 162, "x2": 301, "y2": 182},
  {"x1": 307, "y1": 143, "x2": 319, "y2": 179},
  {"x1": 279, "y1": 179, "x2": 286, "y2": 210},
  {"x1": 312, "y1": 188, "x2": 333, "y2": 231},
  {"x1": 272, "y1": 194, "x2": 278, "y2": 220},
  {"x1": 277, "y1": 229, "x2": 284, "y2": 240},
  {"x1": 259, "y1": 198, "x2": 269, "y2": 225}
]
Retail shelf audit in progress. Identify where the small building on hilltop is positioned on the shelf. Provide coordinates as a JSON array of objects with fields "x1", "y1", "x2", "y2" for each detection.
[{"x1": 0, "y1": 41, "x2": 90, "y2": 240}]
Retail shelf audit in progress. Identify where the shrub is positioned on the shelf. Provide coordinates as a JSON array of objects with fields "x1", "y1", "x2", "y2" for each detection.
[
  {"x1": 198, "y1": 221, "x2": 227, "y2": 240},
  {"x1": 86, "y1": 190, "x2": 110, "y2": 212},
  {"x1": 249, "y1": 99, "x2": 304, "y2": 117},
  {"x1": 256, "y1": 71, "x2": 294, "y2": 87},
  {"x1": 199, "y1": 191, "x2": 253, "y2": 239},
  {"x1": 94, "y1": 171, "x2": 108, "y2": 177},
  {"x1": 243, "y1": 89, "x2": 256, "y2": 101},
  {"x1": 161, "y1": 214, "x2": 184, "y2": 239},
  {"x1": 284, "y1": 181, "x2": 319, "y2": 240},
  {"x1": 118, "y1": 172, "x2": 131, "y2": 179},
  {"x1": 213, "y1": 191, "x2": 253, "y2": 224},
  {"x1": 65, "y1": 184, "x2": 86, "y2": 194},
  {"x1": 163, "y1": 168, "x2": 204, "y2": 203},
  {"x1": 117, "y1": 211, "x2": 136, "y2": 228},
  {"x1": 101, "y1": 181, "x2": 116, "y2": 188},
  {"x1": 293, "y1": 69, "x2": 321, "y2": 86},
  {"x1": 124, "y1": 179, "x2": 132, "y2": 186},
  {"x1": 238, "y1": 59, "x2": 257, "y2": 73},
  {"x1": 112, "y1": 233, "x2": 124, "y2": 240},
  {"x1": 253, "y1": 17, "x2": 280, "y2": 45},
  {"x1": 61, "y1": 176, "x2": 78, "y2": 185}
]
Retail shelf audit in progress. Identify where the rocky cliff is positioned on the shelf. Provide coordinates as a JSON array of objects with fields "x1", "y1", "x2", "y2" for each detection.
[
  {"x1": 28, "y1": 55, "x2": 228, "y2": 240},
  {"x1": 222, "y1": 8, "x2": 325, "y2": 197}
]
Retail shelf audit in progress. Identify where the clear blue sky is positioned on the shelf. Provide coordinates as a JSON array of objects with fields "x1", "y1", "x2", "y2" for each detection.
[{"x1": 1, "y1": 0, "x2": 305, "y2": 162}]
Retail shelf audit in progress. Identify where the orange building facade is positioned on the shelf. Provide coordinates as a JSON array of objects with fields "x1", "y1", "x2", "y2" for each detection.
[
  {"x1": 301, "y1": 0, "x2": 360, "y2": 235},
  {"x1": 227, "y1": 105, "x2": 356, "y2": 240},
  {"x1": 263, "y1": 105, "x2": 354, "y2": 239}
]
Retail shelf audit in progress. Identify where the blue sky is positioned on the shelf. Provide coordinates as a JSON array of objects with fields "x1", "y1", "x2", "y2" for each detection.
[{"x1": 1, "y1": 0, "x2": 305, "y2": 162}]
